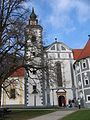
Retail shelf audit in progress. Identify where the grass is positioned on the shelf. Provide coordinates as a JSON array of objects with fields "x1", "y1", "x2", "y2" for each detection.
[
  {"x1": 61, "y1": 109, "x2": 90, "y2": 120},
  {"x1": 7, "y1": 109, "x2": 56, "y2": 120}
]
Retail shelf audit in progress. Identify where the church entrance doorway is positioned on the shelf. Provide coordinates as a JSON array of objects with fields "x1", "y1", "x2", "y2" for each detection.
[{"x1": 58, "y1": 95, "x2": 66, "y2": 107}]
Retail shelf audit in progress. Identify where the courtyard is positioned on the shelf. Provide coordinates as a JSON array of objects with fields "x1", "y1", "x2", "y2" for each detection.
[{"x1": 1, "y1": 108, "x2": 90, "y2": 120}]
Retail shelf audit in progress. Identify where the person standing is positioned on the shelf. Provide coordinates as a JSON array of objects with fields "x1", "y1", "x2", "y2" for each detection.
[{"x1": 78, "y1": 98, "x2": 81, "y2": 109}]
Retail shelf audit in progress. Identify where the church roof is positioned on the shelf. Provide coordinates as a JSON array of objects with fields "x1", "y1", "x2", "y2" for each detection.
[
  {"x1": 73, "y1": 38, "x2": 90, "y2": 60},
  {"x1": 73, "y1": 49, "x2": 83, "y2": 60},
  {"x1": 44, "y1": 40, "x2": 72, "y2": 51}
]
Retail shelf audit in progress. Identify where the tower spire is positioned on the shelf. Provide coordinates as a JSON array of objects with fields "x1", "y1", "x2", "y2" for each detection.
[
  {"x1": 29, "y1": 7, "x2": 38, "y2": 25},
  {"x1": 30, "y1": 7, "x2": 37, "y2": 20}
]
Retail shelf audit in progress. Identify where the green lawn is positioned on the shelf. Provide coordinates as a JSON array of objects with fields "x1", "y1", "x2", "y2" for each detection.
[
  {"x1": 61, "y1": 109, "x2": 90, "y2": 120},
  {"x1": 7, "y1": 109, "x2": 56, "y2": 120}
]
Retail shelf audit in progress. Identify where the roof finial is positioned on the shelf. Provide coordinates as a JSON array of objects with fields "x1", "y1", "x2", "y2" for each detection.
[
  {"x1": 88, "y1": 35, "x2": 90, "y2": 39},
  {"x1": 32, "y1": 7, "x2": 34, "y2": 12},
  {"x1": 55, "y1": 38, "x2": 57, "y2": 42},
  {"x1": 30, "y1": 7, "x2": 37, "y2": 20}
]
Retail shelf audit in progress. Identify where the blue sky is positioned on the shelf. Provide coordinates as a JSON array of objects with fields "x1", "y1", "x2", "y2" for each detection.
[{"x1": 24, "y1": 0, "x2": 90, "y2": 48}]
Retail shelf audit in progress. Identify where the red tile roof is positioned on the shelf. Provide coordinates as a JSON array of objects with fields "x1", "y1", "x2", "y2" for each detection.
[
  {"x1": 73, "y1": 49, "x2": 83, "y2": 60},
  {"x1": 73, "y1": 39, "x2": 90, "y2": 60},
  {"x1": 10, "y1": 67, "x2": 25, "y2": 77}
]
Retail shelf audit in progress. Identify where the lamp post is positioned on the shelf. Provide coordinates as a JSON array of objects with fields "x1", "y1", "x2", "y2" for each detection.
[{"x1": 52, "y1": 89, "x2": 54, "y2": 106}]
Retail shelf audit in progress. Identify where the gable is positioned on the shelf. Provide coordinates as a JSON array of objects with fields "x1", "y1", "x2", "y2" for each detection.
[{"x1": 45, "y1": 41, "x2": 72, "y2": 52}]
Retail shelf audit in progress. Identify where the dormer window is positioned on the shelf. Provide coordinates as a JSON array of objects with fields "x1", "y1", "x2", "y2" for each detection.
[{"x1": 51, "y1": 45, "x2": 55, "y2": 50}]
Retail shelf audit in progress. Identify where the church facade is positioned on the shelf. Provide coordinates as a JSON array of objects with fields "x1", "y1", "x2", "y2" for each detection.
[
  {"x1": 44, "y1": 41, "x2": 75, "y2": 106},
  {"x1": 1, "y1": 8, "x2": 90, "y2": 108}
]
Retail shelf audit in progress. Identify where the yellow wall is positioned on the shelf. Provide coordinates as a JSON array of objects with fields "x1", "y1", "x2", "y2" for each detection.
[{"x1": 1, "y1": 76, "x2": 25, "y2": 106}]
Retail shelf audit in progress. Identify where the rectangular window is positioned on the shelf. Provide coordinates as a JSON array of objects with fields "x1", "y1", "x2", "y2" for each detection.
[
  {"x1": 85, "y1": 80, "x2": 89, "y2": 85},
  {"x1": 83, "y1": 63, "x2": 86, "y2": 68},
  {"x1": 87, "y1": 95, "x2": 90, "y2": 102},
  {"x1": 10, "y1": 88, "x2": 16, "y2": 99},
  {"x1": 82, "y1": 60, "x2": 87, "y2": 69},
  {"x1": 88, "y1": 96, "x2": 90, "y2": 101},
  {"x1": 32, "y1": 85, "x2": 38, "y2": 94},
  {"x1": 84, "y1": 76, "x2": 89, "y2": 86},
  {"x1": 33, "y1": 85, "x2": 36, "y2": 90}
]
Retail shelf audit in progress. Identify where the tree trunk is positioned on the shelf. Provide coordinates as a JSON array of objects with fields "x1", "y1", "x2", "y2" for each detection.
[{"x1": 0, "y1": 85, "x2": 2, "y2": 107}]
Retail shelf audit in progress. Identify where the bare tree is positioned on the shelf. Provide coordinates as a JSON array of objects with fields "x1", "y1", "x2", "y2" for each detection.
[
  {"x1": 0, "y1": 0, "x2": 31, "y2": 106},
  {"x1": 44, "y1": 56, "x2": 66, "y2": 88}
]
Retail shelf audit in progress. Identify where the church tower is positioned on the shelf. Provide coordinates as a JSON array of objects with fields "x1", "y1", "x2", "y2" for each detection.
[
  {"x1": 25, "y1": 8, "x2": 46, "y2": 106},
  {"x1": 25, "y1": 8, "x2": 43, "y2": 62}
]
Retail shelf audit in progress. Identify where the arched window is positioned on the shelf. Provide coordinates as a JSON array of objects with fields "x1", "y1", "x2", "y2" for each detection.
[{"x1": 55, "y1": 62, "x2": 62, "y2": 86}]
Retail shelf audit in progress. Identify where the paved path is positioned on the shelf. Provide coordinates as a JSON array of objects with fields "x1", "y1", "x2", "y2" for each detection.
[{"x1": 28, "y1": 110, "x2": 76, "y2": 120}]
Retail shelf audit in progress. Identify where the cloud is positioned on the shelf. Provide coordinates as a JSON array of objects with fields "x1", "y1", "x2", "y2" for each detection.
[
  {"x1": 75, "y1": 1, "x2": 90, "y2": 22},
  {"x1": 21, "y1": 1, "x2": 31, "y2": 9},
  {"x1": 45, "y1": 0, "x2": 90, "y2": 33}
]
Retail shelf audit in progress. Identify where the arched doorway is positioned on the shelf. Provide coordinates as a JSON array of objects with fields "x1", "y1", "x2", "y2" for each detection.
[{"x1": 58, "y1": 96, "x2": 66, "y2": 107}]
